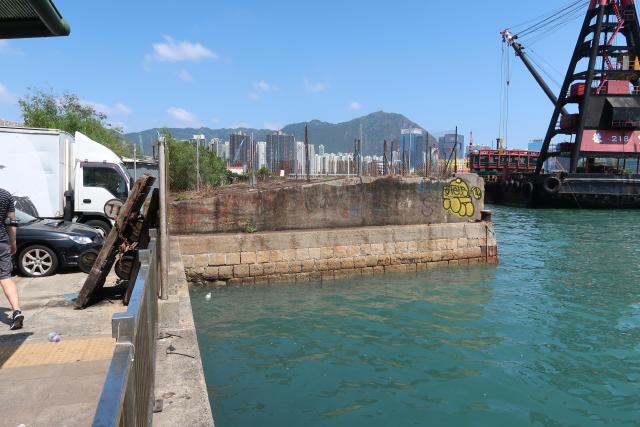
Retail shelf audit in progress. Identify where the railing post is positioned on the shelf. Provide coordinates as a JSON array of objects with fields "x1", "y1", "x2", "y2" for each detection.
[{"x1": 158, "y1": 137, "x2": 169, "y2": 300}]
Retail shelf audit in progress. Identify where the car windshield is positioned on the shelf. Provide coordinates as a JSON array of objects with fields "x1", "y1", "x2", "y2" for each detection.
[{"x1": 15, "y1": 208, "x2": 38, "y2": 225}]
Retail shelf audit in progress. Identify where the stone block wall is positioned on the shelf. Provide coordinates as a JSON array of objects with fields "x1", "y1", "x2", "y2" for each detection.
[{"x1": 179, "y1": 221, "x2": 498, "y2": 285}]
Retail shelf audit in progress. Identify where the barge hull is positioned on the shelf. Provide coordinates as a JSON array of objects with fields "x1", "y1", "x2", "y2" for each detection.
[{"x1": 486, "y1": 174, "x2": 640, "y2": 208}]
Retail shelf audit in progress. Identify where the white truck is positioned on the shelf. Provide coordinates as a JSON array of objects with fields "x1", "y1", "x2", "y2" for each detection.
[{"x1": 0, "y1": 126, "x2": 132, "y2": 235}]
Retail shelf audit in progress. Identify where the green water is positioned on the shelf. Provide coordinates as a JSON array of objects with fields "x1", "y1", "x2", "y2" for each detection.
[{"x1": 190, "y1": 207, "x2": 640, "y2": 427}]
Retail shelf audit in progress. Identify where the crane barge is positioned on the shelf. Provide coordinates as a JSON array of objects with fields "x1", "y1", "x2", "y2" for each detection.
[{"x1": 476, "y1": 0, "x2": 640, "y2": 208}]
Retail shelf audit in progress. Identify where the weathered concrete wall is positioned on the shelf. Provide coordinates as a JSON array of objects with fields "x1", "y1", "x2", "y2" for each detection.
[
  {"x1": 170, "y1": 174, "x2": 485, "y2": 234},
  {"x1": 179, "y1": 221, "x2": 498, "y2": 285}
]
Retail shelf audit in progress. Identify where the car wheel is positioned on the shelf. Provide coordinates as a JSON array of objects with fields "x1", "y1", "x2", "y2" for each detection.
[
  {"x1": 84, "y1": 220, "x2": 111, "y2": 238},
  {"x1": 18, "y1": 245, "x2": 59, "y2": 277}
]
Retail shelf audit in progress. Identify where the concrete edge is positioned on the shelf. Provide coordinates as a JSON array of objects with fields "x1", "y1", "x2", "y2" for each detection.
[{"x1": 153, "y1": 237, "x2": 214, "y2": 427}]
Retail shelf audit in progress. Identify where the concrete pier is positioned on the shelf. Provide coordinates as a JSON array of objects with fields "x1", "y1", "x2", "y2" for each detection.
[
  {"x1": 153, "y1": 237, "x2": 214, "y2": 426},
  {"x1": 0, "y1": 273, "x2": 120, "y2": 426}
]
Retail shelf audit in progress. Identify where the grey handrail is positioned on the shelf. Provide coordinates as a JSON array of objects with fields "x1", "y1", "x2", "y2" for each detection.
[{"x1": 93, "y1": 231, "x2": 159, "y2": 427}]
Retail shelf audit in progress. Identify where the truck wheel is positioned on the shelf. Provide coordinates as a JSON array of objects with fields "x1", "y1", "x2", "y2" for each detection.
[
  {"x1": 18, "y1": 245, "x2": 59, "y2": 277},
  {"x1": 84, "y1": 219, "x2": 111, "y2": 237}
]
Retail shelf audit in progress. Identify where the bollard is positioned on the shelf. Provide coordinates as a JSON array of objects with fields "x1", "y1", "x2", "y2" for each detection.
[{"x1": 481, "y1": 210, "x2": 493, "y2": 222}]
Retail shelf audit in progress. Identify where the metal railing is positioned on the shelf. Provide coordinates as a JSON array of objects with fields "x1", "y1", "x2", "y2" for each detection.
[{"x1": 93, "y1": 230, "x2": 160, "y2": 427}]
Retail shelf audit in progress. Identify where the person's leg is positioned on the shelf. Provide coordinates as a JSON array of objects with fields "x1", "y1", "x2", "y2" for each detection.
[
  {"x1": 0, "y1": 278, "x2": 20, "y2": 311},
  {"x1": 0, "y1": 241, "x2": 22, "y2": 329}
]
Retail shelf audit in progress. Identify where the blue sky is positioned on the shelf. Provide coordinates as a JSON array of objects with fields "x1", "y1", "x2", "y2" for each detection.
[{"x1": 0, "y1": 1, "x2": 585, "y2": 148}]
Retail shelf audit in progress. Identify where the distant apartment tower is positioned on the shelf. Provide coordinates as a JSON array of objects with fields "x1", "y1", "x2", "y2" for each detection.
[
  {"x1": 256, "y1": 141, "x2": 267, "y2": 169},
  {"x1": 229, "y1": 132, "x2": 252, "y2": 167},
  {"x1": 266, "y1": 131, "x2": 296, "y2": 175},
  {"x1": 318, "y1": 144, "x2": 325, "y2": 156},
  {"x1": 209, "y1": 138, "x2": 227, "y2": 159},
  {"x1": 294, "y1": 141, "x2": 315, "y2": 175},
  {"x1": 438, "y1": 133, "x2": 465, "y2": 160},
  {"x1": 401, "y1": 128, "x2": 426, "y2": 171}
]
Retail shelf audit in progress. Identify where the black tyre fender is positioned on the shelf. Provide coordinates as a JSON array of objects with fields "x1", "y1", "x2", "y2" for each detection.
[
  {"x1": 543, "y1": 176, "x2": 562, "y2": 194},
  {"x1": 18, "y1": 244, "x2": 59, "y2": 277},
  {"x1": 83, "y1": 219, "x2": 111, "y2": 237},
  {"x1": 521, "y1": 181, "x2": 534, "y2": 199}
]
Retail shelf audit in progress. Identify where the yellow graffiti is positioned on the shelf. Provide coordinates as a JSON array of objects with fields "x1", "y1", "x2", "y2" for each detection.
[
  {"x1": 471, "y1": 186, "x2": 482, "y2": 200},
  {"x1": 443, "y1": 178, "x2": 475, "y2": 217}
]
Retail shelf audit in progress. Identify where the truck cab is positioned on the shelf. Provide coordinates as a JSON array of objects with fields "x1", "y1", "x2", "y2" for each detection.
[{"x1": 73, "y1": 132, "x2": 132, "y2": 235}]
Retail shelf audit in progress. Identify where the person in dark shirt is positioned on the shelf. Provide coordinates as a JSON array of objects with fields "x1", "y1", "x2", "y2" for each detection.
[{"x1": 0, "y1": 188, "x2": 23, "y2": 330}]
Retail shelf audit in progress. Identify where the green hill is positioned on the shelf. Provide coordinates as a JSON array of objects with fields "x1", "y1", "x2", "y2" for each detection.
[{"x1": 124, "y1": 111, "x2": 432, "y2": 157}]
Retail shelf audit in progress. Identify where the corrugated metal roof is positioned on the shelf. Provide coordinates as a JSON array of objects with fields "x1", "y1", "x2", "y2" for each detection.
[
  {"x1": 0, "y1": 0, "x2": 69, "y2": 39},
  {"x1": 0, "y1": 1, "x2": 38, "y2": 20}
]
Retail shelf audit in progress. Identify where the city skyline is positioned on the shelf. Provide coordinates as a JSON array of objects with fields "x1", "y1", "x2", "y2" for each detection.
[{"x1": 0, "y1": 1, "x2": 584, "y2": 150}]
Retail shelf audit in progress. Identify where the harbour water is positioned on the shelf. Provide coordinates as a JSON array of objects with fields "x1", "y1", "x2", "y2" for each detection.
[{"x1": 191, "y1": 206, "x2": 640, "y2": 426}]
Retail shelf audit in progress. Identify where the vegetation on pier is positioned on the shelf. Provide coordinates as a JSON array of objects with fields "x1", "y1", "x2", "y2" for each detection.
[{"x1": 18, "y1": 88, "x2": 133, "y2": 157}]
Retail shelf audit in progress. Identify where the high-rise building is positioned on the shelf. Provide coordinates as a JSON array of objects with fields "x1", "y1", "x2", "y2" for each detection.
[
  {"x1": 209, "y1": 138, "x2": 226, "y2": 159},
  {"x1": 401, "y1": 128, "x2": 426, "y2": 171},
  {"x1": 266, "y1": 131, "x2": 296, "y2": 175},
  {"x1": 438, "y1": 133, "x2": 465, "y2": 160},
  {"x1": 256, "y1": 141, "x2": 267, "y2": 169},
  {"x1": 221, "y1": 141, "x2": 230, "y2": 161},
  {"x1": 318, "y1": 144, "x2": 325, "y2": 156},
  {"x1": 294, "y1": 141, "x2": 315, "y2": 175},
  {"x1": 229, "y1": 132, "x2": 251, "y2": 167}
]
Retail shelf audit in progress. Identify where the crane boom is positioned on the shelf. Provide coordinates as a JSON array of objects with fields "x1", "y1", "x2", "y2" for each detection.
[{"x1": 501, "y1": 29, "x2": 569, "y2": 116}]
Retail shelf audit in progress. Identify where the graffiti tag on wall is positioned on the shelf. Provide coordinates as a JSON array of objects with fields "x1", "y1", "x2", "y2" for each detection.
[{"x1": 443, "y1": 178, "x2": 482, "y2": 217}]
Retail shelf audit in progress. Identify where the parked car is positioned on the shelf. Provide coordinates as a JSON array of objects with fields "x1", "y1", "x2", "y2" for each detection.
[{"x1": 14, "y1": 208, "x2": 104, "y2": 277}]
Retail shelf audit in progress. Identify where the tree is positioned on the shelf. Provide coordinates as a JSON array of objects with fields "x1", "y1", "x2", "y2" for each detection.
[
  {"x1": 256, "y1": 166, "x2": 271, "y2": 181},
  {"x1": 18, "y1": 88, "x2": 132, "y2": 157},
  {"x1": 163, "y1": 129, "x2": 229, "y2": 191}
]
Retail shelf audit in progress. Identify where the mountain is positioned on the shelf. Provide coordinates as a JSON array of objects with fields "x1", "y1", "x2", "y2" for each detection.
[
  {"x1": 124, "y1": 111, "x2": 432, "y2": 157},
  {"x1": 281, "y1": 112, "x2": 426, "y2": 155}
]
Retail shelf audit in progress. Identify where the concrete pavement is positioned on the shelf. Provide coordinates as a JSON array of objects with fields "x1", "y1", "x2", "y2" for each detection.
[{"x1": 0, "y1": 271, "x2": 122, "y2": 427}]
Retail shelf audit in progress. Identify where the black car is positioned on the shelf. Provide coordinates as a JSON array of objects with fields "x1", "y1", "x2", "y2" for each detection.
[{"x1": 14, "y1": 209, "x2": 104, "y2": 277}]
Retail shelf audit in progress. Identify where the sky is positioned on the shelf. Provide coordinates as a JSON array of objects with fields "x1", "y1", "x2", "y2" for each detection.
[{"x1": 0, "y1": 0, "x2": 587, "y2": 148}]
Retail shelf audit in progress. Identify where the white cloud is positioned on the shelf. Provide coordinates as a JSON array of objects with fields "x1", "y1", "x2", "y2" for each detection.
[
  {"x1": 264, "y1": 122, "x2": 282, "y2": 131},
  {"x1": 254, "y1": 81, "x2": 272, "y2": 91},
  {"x1": 230, "y1": 122, "x2": 250, "y2": 129},
  {"x1": 177, "y1": 69, "x2": 194, "y2": 81},
  {"x1": 0, "y1": 41, "x2": 20, "y2": 55},
  {"x1": 304, "y1": 77, "x2": 329, "y2": 93},
  {"x1": 146, "y1": 36, "x2": 218, "y2": 63},
  {"x1": 115, "y1": 103, "x2": 132, "y2": 115},
  {"x1": 83, "y1": 100, "x2": 132, "y2": 116},
  {"x1": 349, "y1": 101, "x2": 362, "y2": 111},
  {"x1": 249, "y1": 81, "x2": 274, "y2": 101},
  {"x1": 167, "y1": 107, "x2": 202, "y2": 127},
  {"x1": 211, "y1": 117, "x2": 221, "y2": 125},
  {"x1": 83, "y1": 101, "x2": 111, "y2": 115}
]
